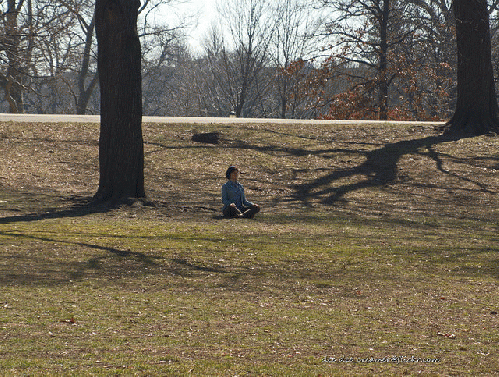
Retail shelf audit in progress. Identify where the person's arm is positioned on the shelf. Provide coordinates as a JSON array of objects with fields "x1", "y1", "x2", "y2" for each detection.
[
  {"x1": 222, "y1": 183, "x2": 233, "y2": 207},
  {"x1": 241, "y1": 185, "x2": 254, "y2": 207}
]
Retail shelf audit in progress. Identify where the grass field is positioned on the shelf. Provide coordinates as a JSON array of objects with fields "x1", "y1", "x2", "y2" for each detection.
[{"x1": 0, "y1": 120, "x2": 498, "y2": 376}]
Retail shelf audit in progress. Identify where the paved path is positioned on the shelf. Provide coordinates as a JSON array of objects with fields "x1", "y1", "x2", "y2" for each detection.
[{"x1": 0, "y1": 113, "x2": 444, "y2": 126}]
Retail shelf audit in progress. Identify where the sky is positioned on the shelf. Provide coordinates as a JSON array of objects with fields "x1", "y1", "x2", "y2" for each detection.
[
  {"x1": 162, "y1": 0, "x2": 219, "y2": 53},
  {"x1": 163, "y1": 0, "x2": 328, "y2": 56}
]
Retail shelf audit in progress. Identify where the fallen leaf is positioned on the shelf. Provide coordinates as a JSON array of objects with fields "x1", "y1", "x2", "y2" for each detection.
[
  {"x1": 60, "y1": 317, "x2": 76, "y2": 324},
  {"x1": 437, "y1": 332, "x2": 456, "y2": 339}
]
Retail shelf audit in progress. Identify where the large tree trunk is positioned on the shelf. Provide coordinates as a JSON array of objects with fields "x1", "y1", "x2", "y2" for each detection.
[
  {"x1": 443, "y1": 0, "x2": 499, "y2": 136},
  {"x1": 94, "y1": 0, "x2": 146, "y2": 202}
]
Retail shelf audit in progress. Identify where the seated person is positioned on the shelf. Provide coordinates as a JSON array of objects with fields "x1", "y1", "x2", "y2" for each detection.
[{"x1": 222, "y1": 166, "x2": 260, "y2": 218}]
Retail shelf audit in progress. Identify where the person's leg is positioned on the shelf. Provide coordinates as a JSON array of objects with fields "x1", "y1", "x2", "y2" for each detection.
[
  {"x1": 223, "y1": 204, "x2": 243, "y2": 218},
  {"x1": 242, "y1": 204, "x2": 260, "y2": 219}
]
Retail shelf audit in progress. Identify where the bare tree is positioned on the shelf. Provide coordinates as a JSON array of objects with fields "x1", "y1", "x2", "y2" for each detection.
[
  {"x1": 140, "y1": 1, "x2": 192, "y2": 116},
  {"x1": 43, "y1": 0, "x2": 97, "y2": 114},
  {"x1": 65, "y1": 0, "x2": 99, "y2": 115},
  {"x1": 271, "y1": 0, "x2": 320, "y2": 118},
  {"x1": 204, "y1": 0, "x2": 276, "y2": 117},
  {"x1": 1, "y1": 0, "x2": 190, "y2": 115},
  {"x1": 1, "y1": 0, "x2": 95, "y2": 114},
  {"x1": 319, "y1": 0, "x2": 409, "y2": 120},
  {"x1": 1, "y1": 0, "x2": 30, "y2": 113},
  {"x1": 387, "y1": 0, "x2": 456, "y2": 120},
  {"x1": 304, "y1": 0, "x2": 458, "y2": 120},
  {"x1": 66, "y1": 0, "x2": 189, "y2": 115},
  {"x1": 142, "y1": 40, "x2": 194, "y2": 116}
]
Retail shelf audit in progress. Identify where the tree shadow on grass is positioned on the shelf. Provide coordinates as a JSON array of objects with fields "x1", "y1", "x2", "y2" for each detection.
[
  {"x1": 0, "y1": 201, "x2": 230, "y2": 286},
  {"x1": 0, "y1": 195, "x2": 106, "y2": 225},
  {"x1": 289, "y1": 134, "x2": 467, "y2": 205},
  {"x1": 0, "y1": 190, "x2": 230, "y2": 286},
  {"x1": 0, "y1": 196, "x2": 165, "y2": 285},
  {"x1": 0, "y1": 233, "x2": 228, "y2": 286},
  {"x1": 229, "y1": 132, "x2": 499, "y2": 207},
  {"x1": 0, "y1": 224, "x2": 163, "y2": 285},
  {"x1": 1, "y1": 221, "x2": 497, "y2": 288}
]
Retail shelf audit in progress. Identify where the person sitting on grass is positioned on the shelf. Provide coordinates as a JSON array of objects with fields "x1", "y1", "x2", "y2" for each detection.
[{"x1": 222, "y1": 166, "x2": 260, "y2": 218}]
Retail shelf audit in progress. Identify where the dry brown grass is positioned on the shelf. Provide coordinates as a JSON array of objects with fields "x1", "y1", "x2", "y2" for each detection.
[{"x1": 1, "y1": 120, "x2": 498, "y2": 221}]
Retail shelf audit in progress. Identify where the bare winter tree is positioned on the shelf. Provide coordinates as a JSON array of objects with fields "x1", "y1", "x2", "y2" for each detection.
[
  {"x1": 200, "y1": 27, "x2": 241, "y2": 116},
  {"x1": 63, "y1": 0, "x2": 189, "y2": 115},
  {"x1": 68, "y1": 0, "x2": 99, "y2": 115},
  {"x1": 1, "y1": 0, "x2": 30, "y2": 113},
  {"x1": 44, "y1": 0, "x2": 98, "y2": 114},
  {"x1": 319, "y1": 0, "x2": 407, "y2": 120},
  {"x1": 398, "y1": 0, "x2": 456, "y2": 120},
  {"x1": 304, "y1": 0, "x2": 458, "y2": 120},
  {"x1": 271, "y1": 0, "x2": 320, "y2": 118},
  {"x1": 205, "y1": 0, "x2": 276, "y2": 117},
  {"x1": 1, "y1": 0, "x2": 189, "y2": 115},
  {"x1": 0, "y1": 0, "x2": 96, "y2": 114},
  {"x1": 140, "y1": 6, "x2": 192, "y2": 116}
]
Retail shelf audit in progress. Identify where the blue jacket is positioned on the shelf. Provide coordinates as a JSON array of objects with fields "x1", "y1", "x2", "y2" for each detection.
[{"x1": 222, "y1": 180, "x2": 253, "y2": 211}]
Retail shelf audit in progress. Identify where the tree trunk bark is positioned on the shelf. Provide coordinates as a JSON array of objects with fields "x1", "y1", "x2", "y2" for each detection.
[
  {"x1": 94, "y1": 0, "x2": 146, "y2": 203},
  {"x1": 443, "y1": 0, "x2": 499, "y2": 136}
]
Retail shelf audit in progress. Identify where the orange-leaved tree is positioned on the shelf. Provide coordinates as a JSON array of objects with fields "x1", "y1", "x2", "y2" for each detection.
[{"x1": 294, "y1": 0, "x2": 455, "y2": 121}]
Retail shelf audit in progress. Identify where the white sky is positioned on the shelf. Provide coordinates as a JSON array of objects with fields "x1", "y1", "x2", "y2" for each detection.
[
  {"x1": 161, "y1": 0, "x2": 219, "y2": 54},
  {"x1": 161, "y1": 0, "x2": 327, "y2": 56}
]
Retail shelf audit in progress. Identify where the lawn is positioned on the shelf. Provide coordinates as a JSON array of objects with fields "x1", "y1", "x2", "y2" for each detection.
[{"x1": 0, "y1": 120, "x2": 498, "y2": 376}]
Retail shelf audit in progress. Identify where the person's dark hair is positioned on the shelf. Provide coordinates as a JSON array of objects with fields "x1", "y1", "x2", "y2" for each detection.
[{"x1": 226, "y1": 166, "x2": 238, "y2": 180}]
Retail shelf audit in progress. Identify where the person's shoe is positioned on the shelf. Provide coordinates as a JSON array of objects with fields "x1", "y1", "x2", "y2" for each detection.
[{"x1": 243, "y1": 209, "x2": 255, "y2": 219}]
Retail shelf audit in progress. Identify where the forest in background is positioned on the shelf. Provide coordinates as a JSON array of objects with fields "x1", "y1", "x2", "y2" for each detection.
[{"x1": 2, "y1": 0, "x2": 499, "y2": 121}]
